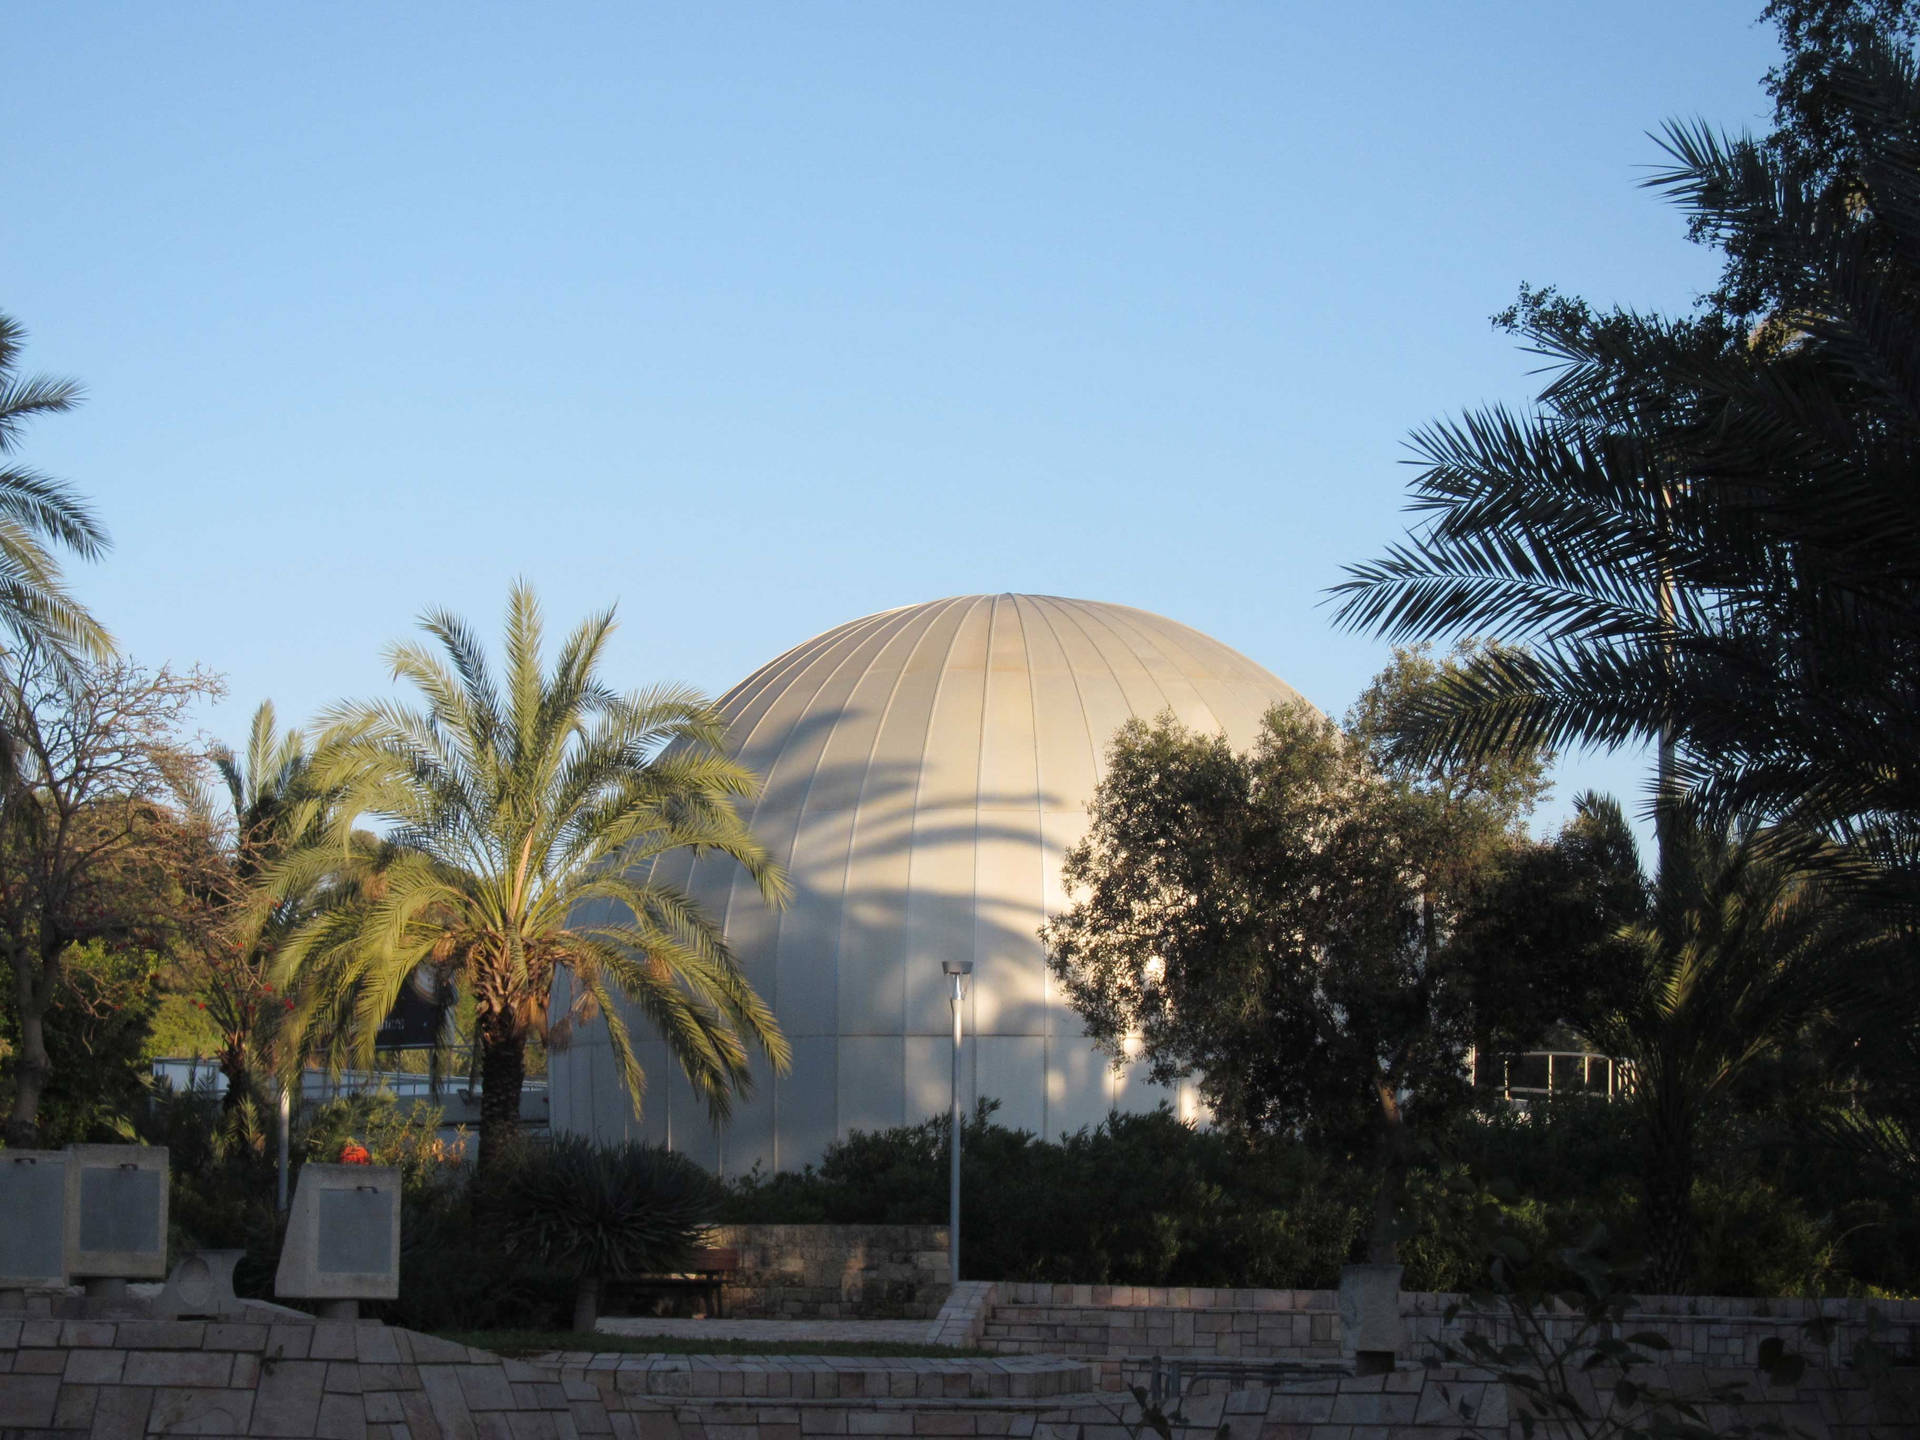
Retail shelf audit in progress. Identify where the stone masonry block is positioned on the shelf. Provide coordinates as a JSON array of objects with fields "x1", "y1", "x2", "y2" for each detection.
[
  {"x1": 116, "y1": 1321, "x2": 207, "y2": 1350},
  {"x1": 458, "y1": 1366, "x2": 517, "y2": 1412},
  {"x1": 327, "y1": 1362, "x2": 365, "y2": 1394},
  {"x1": 266, "y1": 1325, "x2": 313, "y2": 1361},
  {"x1": 13, "y1": 1348, "x2": 68, "y2": 1373},
  {"x1": 54, "y1": 1380, "x2": 101, "y2": 1428},
  {"x1": 63, "y1": 1347, "x2": 126, "y2": 1383},
  {"x1": 397, "y1": 1387, "x2": 444, "y2": 1440},
  {"x1": 208, "y1": 1324, "x2": 271, "y2": 1352},
  {"x1": 150, "y1": 1384, "x2": 255, "y2": 1434},
  {"x1": 419, "y1": 1364, "x2": 476, "y2": 1436},
  {"x1": 364, "y1": 1390, "x2": 405, "y2": 1424},
  {"x1": 92, "y1": 1382, "x2": 156, "y2": 1440},
  {"x1": 317, "y1": 1392, "x2": 371, "y2": 1440},
  {"x1": 126, "y1": 1349, "x2": 235, "y2": 1387},
  {"x1": 0, "y1": 1372, "x2": 60, "y2": 1426},
  {"x1": 310, "y1": 1323, "x2": 361, "y2": 1361},
  {"x1": 354, "y1": 1326, "x2": 404, "y2": 1365},
  {"x1": 251, "y1": 1358, "x2": 330, "y2": 1436}
]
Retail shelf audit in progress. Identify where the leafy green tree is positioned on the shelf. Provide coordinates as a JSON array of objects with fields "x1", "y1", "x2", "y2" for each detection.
[
  {"x1": 1447, "y1": 793, "x2": 1648, "y2": 1054},
  {"x1": 1329, "y1": 18, "x2": 1920, "y2": 1187},
  {"x1": 1043, "y1": 652, "x2": 1550, "y2": 1263},
  {"x1": 274, "y1": 583, "x2": 790, "y2": 1174},
  {"x1": 0, "y1": 645, "x2": 218, "y2": 1145},
  {"x1": 0, "y1": 313, "x2": 111, "y2": 669}
]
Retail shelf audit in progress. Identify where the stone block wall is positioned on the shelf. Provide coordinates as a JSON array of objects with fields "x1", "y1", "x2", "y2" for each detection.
[
  {"x1": 703, "y1": 1226, "x2": 950, "y2": 1321},
  {"x1": 982, "y1": 1281, "x2": 1920, "y2": 1372}
]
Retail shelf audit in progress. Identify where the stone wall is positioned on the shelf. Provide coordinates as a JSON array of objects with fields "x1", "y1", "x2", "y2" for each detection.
[
  {"x1": 704, "y1": 1226, "x2": 950, "y2": 1321},
  {"x1": 982, "y1": 1281, "x2": 1920, "y2": 1372},
  {"x1": 3, "y1": 1304, "x2": 1912, "y2": 1439}
]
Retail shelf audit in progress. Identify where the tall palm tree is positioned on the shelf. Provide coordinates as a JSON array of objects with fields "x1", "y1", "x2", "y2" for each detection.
[
  {"x1": 0, "y1": 313, "x2": 111, "y2": 667},
  {"x1": 273, "y1": 583, "x2": 790, "y2": 1173},
  {"x1": 1587, "y1": 806, "x2": 1866, "y2": 1293},
  {"x1": 198, "y1": 702, "x2": 321, "y2": 1109},
  {"x1": 1328, "y1": 40, "x2": 1920, "y2": 886}
]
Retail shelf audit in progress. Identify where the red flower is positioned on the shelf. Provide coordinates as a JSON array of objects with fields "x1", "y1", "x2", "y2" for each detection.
[{"x1": 340, "y1": 1141, "x2": 372, "y2": 1166}]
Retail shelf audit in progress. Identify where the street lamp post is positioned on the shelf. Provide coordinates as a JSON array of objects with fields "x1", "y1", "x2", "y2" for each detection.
[{"x1": 942, "y1": 959, "x2": 973, "y2": 1286}]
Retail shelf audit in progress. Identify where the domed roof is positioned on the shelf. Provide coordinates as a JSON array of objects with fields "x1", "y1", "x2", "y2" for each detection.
[{"x1": 551, "y1": 594, "x2": 1309, "y2": 1171}]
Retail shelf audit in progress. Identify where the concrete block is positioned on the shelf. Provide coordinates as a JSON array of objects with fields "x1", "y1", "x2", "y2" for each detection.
[
  {"x1": 327, "y1": 1361, "x2": 366, "y2": 1394},
  {"x1": 318, "y1": 1391, "x2": 371, "y2": 1440},
  {"x1": 234, "y1": 1355, "x2": 262, "y2": 1389},
  {"x1": 54, "y1": 1379, "x2": 100, "y2": 1427},
  {"x1": 0, "y1": 1372, "x2": 59, "y2": 1426},
  {"x1": 66, "y1": 1144, "x2": 169, "y2": 1281},
  {"x1": 92, "y1": 1382, "x2": 156, "y2": 1440},
  {"x1": 508, "y1": 1413, "x2": 562, "y2": 1440},
  {"x1": 312, "y1": 1322, "x2": 361, "y2": 1360},
  {"x1": 126, "y1": 1348, "x2": 235, "y2": 1386},
  {"x1": 63, "y1": 1347, "x2": 126, "y2": 1383},
  {"x1": 400, "y1": 1387, "x2": 446, "y2": 1440},
  {"x1": 60, "y1": 1319, "x2": 118, "y2": 1347},
  {"x1": 150, "y1": 1384, "x2": 255, "y2": 1434},
  {"x1": 251, "y1": 1358, "x2": 330, "y2": 1435},
  {"x1": 359, "y1": 1363, "x2": 424, "y2": 1393},
  {"x1": 458, "y1": 1366, "x2": 517, "y2": 1412},
  {"x1": 155, "y1": 1249, "x2": 249, "y2": 1318},
  {"x1": 0, "y1": 1150, "x2": 69, "y2": 1289},
  {"x1": 267, "y1": 1324, "x2": 314, "y2": 1361},
  {"x1": 364, "y1": 1390, "x2": 406, "y2": 1423},
  {"x1": 208, "y1": 1324, "x2": 272, "y2": 1352},
  {"x1": 14, "y1": 1347, "x2": 68, "y2": 1372},
  {"x1": 275, "y1": 1165, "x2": 402, "y2": 1303},
  {"x1": 421, "y1": 1364, "x2": 477, "y2": 1436},
  {"x1": 355, "y1": 1325, "x2": 404, "y2": 1364}
]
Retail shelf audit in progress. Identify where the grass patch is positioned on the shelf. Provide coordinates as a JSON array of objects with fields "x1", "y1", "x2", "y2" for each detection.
[{"x1": 438, "y1": 1330, "x2": 990, "y2": 1359}]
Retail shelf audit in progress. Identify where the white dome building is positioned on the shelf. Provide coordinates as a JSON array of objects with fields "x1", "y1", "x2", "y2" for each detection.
[{"x1": 549, "y1": 594, "x2": 1309, "y2": 1172}]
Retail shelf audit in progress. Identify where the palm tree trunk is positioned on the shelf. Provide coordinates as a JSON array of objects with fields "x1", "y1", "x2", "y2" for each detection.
[
  {"x1": 476, "y1": 1020, "x2": 526, "y2": 1175},
  {"x1": 1640, "y1": 1094, "x2": 1695, "y2": 1294},
  {"x1": 572, "y1": 1275, "x2": 601, "y2": 1333},
  {"x1": 5, "y1": 965, "x2": 49, "y2": 1148},
  {"x1": 1365, "y1": 1079, "x2": 1409, "y2": 1264}
]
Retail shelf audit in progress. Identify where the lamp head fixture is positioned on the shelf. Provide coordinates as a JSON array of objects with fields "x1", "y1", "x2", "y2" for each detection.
[{"x1": 942, "y1": 960, "x2": 974, "y2": 976}]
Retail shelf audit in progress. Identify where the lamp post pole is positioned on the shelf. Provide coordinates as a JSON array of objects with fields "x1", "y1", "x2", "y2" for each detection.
[{"x1": 942, "y1": 960, "x2": 973, "y2": 1286}]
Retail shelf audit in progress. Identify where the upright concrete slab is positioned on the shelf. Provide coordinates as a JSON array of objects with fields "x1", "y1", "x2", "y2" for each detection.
[
  {"x1": 275, "y1": 1164, "x2": 402, "y2": 1303},
  {"x1": 0, "y1": 1150, "x2": 69, "y2": 1292},
  {"x1": 65, "y1": 1145, "x2": 169, "y2": 1282}
]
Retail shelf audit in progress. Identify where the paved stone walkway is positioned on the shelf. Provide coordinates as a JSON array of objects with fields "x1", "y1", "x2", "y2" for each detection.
[{"x1": 596, "y1": 1315, "x2": 941, "y2": 1344}]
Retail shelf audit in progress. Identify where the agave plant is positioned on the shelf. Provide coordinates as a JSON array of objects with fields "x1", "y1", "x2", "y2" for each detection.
[{"x1": 496, "y1": 1136, "x2": 720, "y2": 1331}]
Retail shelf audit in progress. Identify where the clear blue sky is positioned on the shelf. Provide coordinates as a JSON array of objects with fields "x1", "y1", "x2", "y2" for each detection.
[{"x1": 6, "y1": 2, "x2": 1782, "y2": 842}]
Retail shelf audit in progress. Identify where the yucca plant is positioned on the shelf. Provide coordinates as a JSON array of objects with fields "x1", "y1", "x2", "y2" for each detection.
[{"x1": 496, "y1": 1136, "x2": 721, "y2": 1331}]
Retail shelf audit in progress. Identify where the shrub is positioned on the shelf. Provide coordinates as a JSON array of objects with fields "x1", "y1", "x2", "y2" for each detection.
[{"x1": 495, "y1": 1137, "x2": 721, "y2": 1330}]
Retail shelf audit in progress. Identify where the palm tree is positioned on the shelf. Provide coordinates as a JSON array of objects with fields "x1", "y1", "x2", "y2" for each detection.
[
  {"x1": 1587, "y1": 805, "x2": 1867, "y2": 1293},
  {"x1": 1328, "y1": 40, "x2": 1920, "y2": 887},
  {"x1": 0, "y1": 313, "x2": 111, "y2": 667},
  {"x1": 273, "y1": 583, "x2": 790, "y2": 1173},
  {"x1": 198, "y1": 702, "x2": 321, "y2": 1110}
]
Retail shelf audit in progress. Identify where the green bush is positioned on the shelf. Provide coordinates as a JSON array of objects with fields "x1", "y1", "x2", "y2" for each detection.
[{"x1": 494, "y1": 1137, "x2": 721, "y2": 1330}]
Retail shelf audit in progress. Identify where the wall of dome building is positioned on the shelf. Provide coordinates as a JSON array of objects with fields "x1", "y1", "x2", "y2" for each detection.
[{"x1": 548, "y1": 593, "x2": 1310, "y2": 1173}]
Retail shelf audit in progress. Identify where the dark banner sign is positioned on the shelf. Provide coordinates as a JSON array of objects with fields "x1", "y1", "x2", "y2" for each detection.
[{"x1": 375, "y1": 969, "x2": 451, "y2": 1049}]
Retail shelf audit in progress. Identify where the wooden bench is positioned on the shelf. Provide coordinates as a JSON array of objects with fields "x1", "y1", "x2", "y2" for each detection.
[{"x1": 606, "y1": 1246, "x2": 740, "y2": 1319}]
